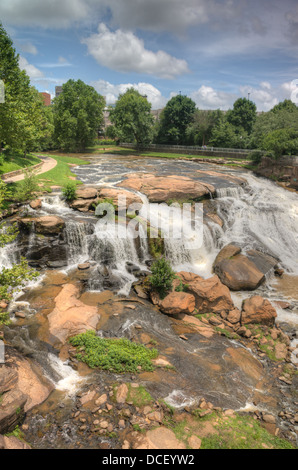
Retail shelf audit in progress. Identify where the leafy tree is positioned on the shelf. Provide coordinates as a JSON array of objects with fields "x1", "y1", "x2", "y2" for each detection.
[
  {"x1": 53, "y1": 79, "x2": 105, "y2": 152},
  {"x1": 156, "y1": 94, "x2": 196, "y2": 145},
  {"x1": 186, "y1": 109, "x2": 222, "y2": 146},
  {"x1": 110, "y1": 88, "x2": 154, "y2": 149},
  {"x1": 250, "y1": 99, "x2": 298, "y2": 157},
  {"x1": 149, "y1": 257, "x2": 176, "y2": 299},
  {"x1": 0, "y1": 22, "x2": 53, "y2": 154},
  {"x1": 209, "y1": 116, "x2": 248, "y2": 148},
  {"x1": 227, "y1": 98, "x2": 257, "y2": 134}
]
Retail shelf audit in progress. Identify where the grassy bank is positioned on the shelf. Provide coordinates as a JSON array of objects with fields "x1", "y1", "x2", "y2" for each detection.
[
  {"x1": 0, "y1": 153, "x2": 41, "y2": 175},
  {"x1": 35, "y1": 154, "x2": 90, "y2": 188}
]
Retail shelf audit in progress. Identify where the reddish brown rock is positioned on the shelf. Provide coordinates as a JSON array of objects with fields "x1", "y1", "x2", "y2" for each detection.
[
  {"x1": 133, "y1": 426, "x2": 186, "y2": 449},
  {"x1": 226, "y1": 308, "x2": 241, "y2": 324},
  {"x1": 159, "y1": 291, "x2": 195, "y2": 315},
  {"x1": 241, "y1": 296, "x2": 277, "y2": 326},
  {"x1": 0, "y1": 434, "x2": 31, "y2": 449},
  {"x1": 118, "y1": 174, "x2": 215, "y2": 203},
  {"x1": 176, "y1": 272, "x2": 234, "y2": 314},
  {"x1": 47, "y1": 284, "x2": 101, "y2": 344},
  {"x1": 75, "y1": 187, "x2": 98, "y2": 199},
  {"x1": 98, "y1": 188, "x2": 143, "y2": 209},
  {"x1": 213, "y1": 243, "x2": 241, "y2": 265},
  {"x1": 29, "y1": 199, "x2": 42, "y2": 210},
  {"x1": 19, "y1": 216, "x2": 65, "y2": 234},
  {"x1": 214, "y1": 254, "x2": 265, "y2": 291},
  {"x1": 70, "y1": 199, "x2": 95, "y2": 212}
]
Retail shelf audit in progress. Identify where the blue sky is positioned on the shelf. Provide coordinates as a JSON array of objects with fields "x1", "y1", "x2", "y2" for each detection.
[{"x1": 1, "y1": 0, "x2": 298, "y2": 110}]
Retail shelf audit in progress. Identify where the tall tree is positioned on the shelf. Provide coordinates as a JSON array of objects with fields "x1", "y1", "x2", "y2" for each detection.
[
  {"x1": 110, "y1": 88, "x2": 154, "y2": 149},
  {"x1": 156, "y1": 94, "x2": 196, "y2": 145},
  {"x1": 227, "y1": 97, "x2": 257, "y2": 134},
  {"x1": 186, "y1": 109, "x2": 222, "y2": 146},
  {"x1": 53, "y1": 79, "x2": 105, "y2": 152}
]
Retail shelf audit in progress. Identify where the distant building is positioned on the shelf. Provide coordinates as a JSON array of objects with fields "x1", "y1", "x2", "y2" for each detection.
[
  {"x1": 40, "y1": 92, "x2": 51, "y2": 106},
  {"x1": 55, "y1": 86, "x2": 63, "y2": 98}
]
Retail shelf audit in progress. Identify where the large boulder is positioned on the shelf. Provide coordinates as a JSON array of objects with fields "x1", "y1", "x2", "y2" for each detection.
[
  {"x1": 98, "y1": 188, "x2": 143, "y2": 209},
  {"x1": 47, "y1": 283, "x2": 101, "y2": 344},
  {"x1": 118, "y1": 173, "x2": 215, "y2": 203},
  {"x1": 241, "y1": 296, "x2": 277, "y2": 326},
  {"x1": 213, "y1": 244, "x2": 265, "y2": 291},
  {"x1": 19, "y1": 216, "x2": 65, "y2": 235},
  {"x1": 70, "y1": 199, "x2": 96, "y2": 212},
  {"x1": 132, "y1": 427, "x2": 186, "y2": 450},
  {"x1": 75, "y1": 187, "x2": 98, "y2": 199},
  {"x1": 176, "y1": 272, "x2": 234, "y2": 314},
  {"x1": 159, "y1": 291, "x2": 196, "y2": 316}
]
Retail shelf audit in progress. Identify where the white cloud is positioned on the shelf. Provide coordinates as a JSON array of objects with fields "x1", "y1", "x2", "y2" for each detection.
[
  {"x1": 82, "y1": 24, "x2": 189, "y2": 79},
  {"x1": 191, "y1": 85, "x2": 236, "y2": 110},
  {"x1": 17, "y1": 41, "x2": 38, "y2": 55},
  {"x1": 18, "y1": 56, "x2": 44, "y2": 79},
  {"x1": 91, "y1": 79, "x2": 168, "y2": 109}
]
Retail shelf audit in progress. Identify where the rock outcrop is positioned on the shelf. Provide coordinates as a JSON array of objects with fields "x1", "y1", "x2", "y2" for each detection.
[
  {"x1": 159, "y1": 291, "x2": 196, "y2": 316},
  {"x1": 241, "y1": 295, "x2": 277, "y2": 326},
  {"x1": 47, "y1": 283, "x2": 101, "y2": 344},
  {"x1": 175, "y1": 271, "x2": 234, "y2": 314},
  {"x1": 118, "y1": 173, "x2": 215, "y2": 203},
  {"x1": 213, "y1": 244, "x2": 266, "y2": 291}
]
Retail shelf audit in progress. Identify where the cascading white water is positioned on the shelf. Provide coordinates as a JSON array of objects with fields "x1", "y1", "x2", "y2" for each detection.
[
  {"x1": 64, "y1": 221, "x2": 90, "y2": 265},
  {"x1": 215, "y1": 174, "x2": 298, "y2": 274}
]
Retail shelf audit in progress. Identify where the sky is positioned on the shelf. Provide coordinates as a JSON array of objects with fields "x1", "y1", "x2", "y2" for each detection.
[{"x1": 1, "y1": 0, "x2": 298, "y2": 111}]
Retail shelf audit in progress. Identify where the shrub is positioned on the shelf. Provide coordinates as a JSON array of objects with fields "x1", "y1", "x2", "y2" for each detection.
[
  {"x1": 149, "y1": 257, "x2": 176, "y2": 298},
  {"x1": 14, "y1": 167, "x2": 39, "y2": 202},
  {"x1": 62, "y1": 181, "x2": 77, "y2": 201},
  {"x1": 69, "y1": 330, "x2": 158, "y2": 373},
  {"x1": 249, "y1": 150, "x2": 263, "y2": 164}
]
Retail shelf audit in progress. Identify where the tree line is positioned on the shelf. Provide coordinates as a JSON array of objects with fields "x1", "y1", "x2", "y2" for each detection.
[{"x1": 1, "y1": 22, "x2": 298, "y2": 160}]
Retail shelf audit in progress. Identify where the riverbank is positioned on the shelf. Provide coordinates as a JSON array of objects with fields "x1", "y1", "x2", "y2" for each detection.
[{"x1": 0, "y1": 152, "x2": 297, "y2": 450}]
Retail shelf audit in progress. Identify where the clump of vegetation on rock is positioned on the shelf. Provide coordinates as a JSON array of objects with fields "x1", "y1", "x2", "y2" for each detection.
[
  {"x1": 69, "y1": 330, "x2": 158, "y2": 373},
  {"x1": 149, "y1": 257, "x2": 176, "y2": 298},
  {"x1": 62, "y1": 181, "x2": 77, "y2": 201}
]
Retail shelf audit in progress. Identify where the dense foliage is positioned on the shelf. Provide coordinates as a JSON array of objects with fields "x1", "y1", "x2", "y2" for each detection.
[
  {"x1": 110, "y1": 88, "x2": 154, "y2": 148},
  {"x1": 69, "y1": 330, "x2": 158, "y2": 373},
  {"x1": 0, "y1": 23, "x2": 53, "y2": 155},
  {"x1": 62, "y1": 181, "x2": 77, "y2": 201},
  {"x1": 149, "y1": 257, "x2": 176, "y2": 298},
  {"x1": 53, "y1": 79, "x2": 105, "y2": 152},
  {"x1": 156, "y1": 95, "x2": 196, "y2": 145}
]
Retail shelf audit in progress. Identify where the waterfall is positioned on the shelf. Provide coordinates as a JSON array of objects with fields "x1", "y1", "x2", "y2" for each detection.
[
  {"x1": 215, "y1": 174, "x2": 298, "y2": 274},
  {"x1": 64, "y1": 221, "x2": 90, "y2": 265}
]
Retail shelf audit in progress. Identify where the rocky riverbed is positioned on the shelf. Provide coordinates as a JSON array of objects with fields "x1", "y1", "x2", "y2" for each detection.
[{"x1": 0, "y1": 155, "x2": 297, "y2": 449}]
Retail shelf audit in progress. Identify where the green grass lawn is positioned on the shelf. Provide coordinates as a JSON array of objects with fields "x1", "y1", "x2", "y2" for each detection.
[
  {"x1": 35, "y1": 154, "x2": 90, "y2": 188},
  {"x1": 0, "y1": 153, "x2": 41, "y2": 175}
]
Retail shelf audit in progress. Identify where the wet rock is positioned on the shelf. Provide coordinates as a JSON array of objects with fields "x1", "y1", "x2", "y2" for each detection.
[
  {"x1": 116, "y1": 384, "x2": 128, "y2": 404},
  {"x1": 20, "y1": 216, "x2": 65, "y2": 235},
  {"x1": 132, "y1": 426, "x2": 186, "y2": 449},
  {"x1": 176, "y1": 272, "x2": 234, "y2": 314},
  {"x1": 47, "y1": 284, "x2": 100, "y2": 344},
  {"x1": 78, "y1": 263, "x2": 90, "y2": 270},
  {"x1": 0, "y1": 388, "x2": 27, "y2": 434},
  {"x1": 80, "y1": 390, "x2": 96, "y2": 406},
  {"x1": 213, "y1": 243, "x2": 241, "y2": 265},
  {"x1": 0, "y1": 434, "x2": 31, "y2": 449},
  {"x1": 119, "y1": 173, "x2": 215, "y2": 203},
  {"x1": 159, "y1": 292, "x2": 196, "y2": 316},
  {"x1": 241, "y1": 296, "x2": 277, "y2": 326},
  {"x1": 70, "y1": 199, "x2": 96, "y2": 212},
  {"x1": 29, "y1": 199, "x2": 42, "y2": 210},
  {"x1": 99, "y1": 188, "x2": 143, "y2": 209},
  {"x1": 0, "y1": 368, "x2": 18, "y2": 394},
  {"x1": 76, "y1": 188, "x2": 98, "y2": 199},
  {"x1": 214, "y1": 251, "x2": 265, "y2": 291}
]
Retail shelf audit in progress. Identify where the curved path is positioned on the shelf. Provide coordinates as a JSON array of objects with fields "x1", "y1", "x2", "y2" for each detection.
[{"x1": 3, "y1": 156, "x2": 57, "y2": 183}]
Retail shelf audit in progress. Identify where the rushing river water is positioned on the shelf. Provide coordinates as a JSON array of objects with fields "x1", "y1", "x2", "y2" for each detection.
[{"x1": 1, "y1": 154, "x2": 298, "y2": 448}]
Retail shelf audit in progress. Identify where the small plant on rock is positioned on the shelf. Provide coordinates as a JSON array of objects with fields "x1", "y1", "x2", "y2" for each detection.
[
  {"x1": 149, "y1": 257, "x2": 176, "y2": 299},
  {"x1": 62, "y1": 181, "x2": 77, "y2": 201}
]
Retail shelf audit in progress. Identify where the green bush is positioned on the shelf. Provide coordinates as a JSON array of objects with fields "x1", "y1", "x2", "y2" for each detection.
[
  {"x1": 62, "y1": 181, "x2": 77, "y2": 201},
  {"x1": 14, "y1": 167, "x2": 39, "y2": 203},
  {"x1": 149, "y1": 257, "x2": 176, "y2": 298},
  {"x1": 249, "y1": 150, "x2": 263, "y2": 164},
  {"x1": 69, "y1": 330, "x2": 158, "y2": 373}
]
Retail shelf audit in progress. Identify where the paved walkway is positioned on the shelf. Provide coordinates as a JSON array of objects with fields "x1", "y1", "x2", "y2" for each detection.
[{"x1": 3, "y1": 156, "x2": 57, "y2": 183}]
